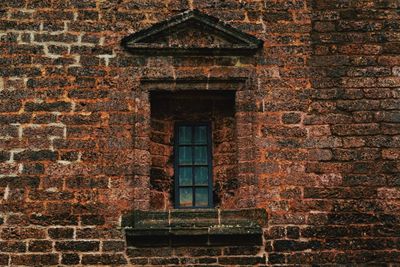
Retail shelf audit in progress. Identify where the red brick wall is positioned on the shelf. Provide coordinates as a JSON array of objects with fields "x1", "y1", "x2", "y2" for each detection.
[{"x1": 0, "y1": 0, "x2": 399, "y2": 265}]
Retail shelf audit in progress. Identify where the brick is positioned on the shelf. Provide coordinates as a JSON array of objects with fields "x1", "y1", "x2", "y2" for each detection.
[
  {"x1": 14, "y1": 150, "x2": 58, "y2": 161},
  {"x1": 34, "y1": 33, "x2": 77, "y2": 43},
  {"x1": 0, "y1": 151, "x2": 10, "y2": 162},
  {"x1": 22, "y1": 163, "x2": 45, "y2": 175},
  {"x1": 55, "y1": 241, "x2": 99, "y2": 252},
  {"x1": 332, "y1": 123, "x2": 380, "y2": 136},
  {"x1": 60, "y1": 151, "x2": 80, "y2": 161},
  {"x1": 48, "y1": 228, "x2": 74, "y2": 239},
  {"x1": 11, "y1": 254, "x2": 59, "y2": 266},
  {"x1": 268, "y1": 253, "x2": 285, "y2": 264},
  {"x1": 68, "y1": 89, "x2": 108, "y2": 99},
  {"x1": 223, "y1": 246, "x2": 260, "y2": 255},
  {"x1": 263, "y1": 11, "x2": 292, "y2": 22},
  {"x1": 67, "y1": 67, "x2": 106, "y2": 77},
  {"x1": 53, "y1": 139, "x2": 96, "y2": 149},
  {"x1": 287, "y1": 252, "x2": 335, "y2": 264},
  {"x1": 0, "y1": 241, "x2": 26, "y2": 252},
  {"x1": 282, "y1": 112, "x2": 302, "y2": 124},
  {"x1": 218, "y1": 256, "x2": 266, "y2": 265},
  {"x1": 25, "y1": 102, "x2": 72, "y2": 112},
  {"x1": 65, "y1": 176, "x2": 109, "y2": 189},
  {"x1": 28, "y1": 240, "x2": 52, "y2": 252},
  {"x1": 0, "y1": 100, "x2": 22, "y2": 112},
  {"x1": 81, "y1": 215, "x2": 105, "y2": 225},
  {"x1": 81, "y1": 254, "x2": 127, "y2": 265},
  {"x1": 60, "y1": 114, "x2": 101, "y2": 125},
  {"x1": 70, "y1": 0, "x2": 96, "y2": 8},
  {"x1": 273, "y1": 240, "x2": 322, "y2": 252},
  {"x1": 130, "y1": 258, "x2": 149, "y2": 265},
  {"x1": 1, "y1": 228, "x2": 46, "y2": 240},
  {"x1": 127, "y1": 247, "x2": 174, "y2": 257},
  {"x1": 102, "y1": 241, "x2": 125, "y2": 252},
  {"x1": 61, "y1": 253, "x2": 80, "y2": 265},
  {"x1": 30, "y1": 214, "x2": 78, "y2": 226},
  {"x1": 304, "y1": 187, "x2": 377, "y2": 199},
  {"x1": 376, "y1": 111, "x2": 400, "y2": 123},
  {"x1": 29, "y1": 190, "x2": 74, "y2": 201},
  {"x1": 149, "y1": 257, "x2": 180, "y2": 265}
]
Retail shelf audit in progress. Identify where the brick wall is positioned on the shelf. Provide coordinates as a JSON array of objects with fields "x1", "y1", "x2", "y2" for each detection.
[{"x1": 0, "y1": 0, "x2": 399, "y2": 265}]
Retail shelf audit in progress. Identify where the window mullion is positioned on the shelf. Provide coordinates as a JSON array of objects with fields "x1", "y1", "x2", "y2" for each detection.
[{"x1": 191, "y1": 126, "x2": 195, "y2": 207}]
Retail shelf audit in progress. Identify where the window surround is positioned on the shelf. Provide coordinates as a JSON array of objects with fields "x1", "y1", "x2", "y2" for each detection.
[{"x1": 131, "y1": 77, "x2": 259, "y2": 210}]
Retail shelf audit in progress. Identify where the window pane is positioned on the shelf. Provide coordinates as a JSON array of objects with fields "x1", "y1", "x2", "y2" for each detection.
[
  {"x1": 179, "y1": 146, "x2": 192, "y2": 165},
  {"x1": 179, "y1": 188, "x2": 193, "y2": 207},
  {"x1": 179, "y1": 126, "x2": 192, "y2": 144},
  {"x1": 194, "y1": 126, "x2": 207, "y2": 144},
  {"x1": 179, "y1": 167, "x2": 192, "y2": 186},
  {"x1": 194, "y1": 146, "x2": 207, "y2": 164},
  {"x1": 194, "y1": 167, "x2": 208, "y2": 185},
  {"x1": 195, "y1": 188, "x2": 208, "y2": 207}
]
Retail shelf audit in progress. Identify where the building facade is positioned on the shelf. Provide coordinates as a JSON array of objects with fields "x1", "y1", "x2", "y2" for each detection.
[{"x1": 0, "y1": 0, "x2": 400, "y2": 265}]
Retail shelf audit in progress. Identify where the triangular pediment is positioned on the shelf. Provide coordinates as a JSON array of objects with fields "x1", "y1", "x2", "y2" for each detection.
[{"x1": 121, "y1": 10, "x2": 263, "y2": 56}]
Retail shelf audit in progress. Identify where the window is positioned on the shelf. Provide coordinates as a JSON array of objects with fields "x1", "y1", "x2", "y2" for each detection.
[
  {"x1": 149, "y1": 90, "x2": 237, "y2": 210},
  {"x1": 174, "y1": 123, "x2": 213, "y2": 208}
]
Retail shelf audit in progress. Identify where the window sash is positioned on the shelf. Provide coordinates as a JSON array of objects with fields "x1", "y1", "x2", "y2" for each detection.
[{"x1": 174, "y1": 122, "x2": 213, "y2": 209}]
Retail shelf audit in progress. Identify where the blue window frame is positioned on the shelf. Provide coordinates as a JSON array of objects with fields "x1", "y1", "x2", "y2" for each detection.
[{"x1": 174, "y1": 122, "x2": 213, "y2": 208}]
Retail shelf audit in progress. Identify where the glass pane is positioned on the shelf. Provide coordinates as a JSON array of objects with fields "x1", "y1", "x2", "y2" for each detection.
[
  {"x1": 194, "y1": 146, "x2": 207, "y2": 165},
  {"x1": 179, "y1": 167, "x2": 192, "y2": 186},
  {"x1": 195, "y1": 188, "x2": 209, "y2": 207},
  {"x1": 179, "y1": 147, "x2": 192, "y2": 165},
  {"x1": 179, "y1": 126, "x2": 192, "y2": 144},
  {"x1": 194, "y1": 126, "x2": 207, "y2": 144},
  {"x1": 179, "y1": 188, "x2": 193, "y2": 207},
  {"x1": 194, "y1": 167, "x2": 208, "y2": 185}
]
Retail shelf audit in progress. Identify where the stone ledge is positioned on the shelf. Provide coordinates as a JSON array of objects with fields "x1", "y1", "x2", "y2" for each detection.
[{"x1": 121, "y1": 209, "x2": 267, "y2": 247}]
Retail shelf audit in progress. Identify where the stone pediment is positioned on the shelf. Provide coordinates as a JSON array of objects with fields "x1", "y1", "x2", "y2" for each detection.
[{"x1": 121, "y1": 9, "x2": 263, "y2": 56}]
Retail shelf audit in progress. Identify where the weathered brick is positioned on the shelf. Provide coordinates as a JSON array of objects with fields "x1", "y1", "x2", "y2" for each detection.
[
  {"x1": 0, "y1": 241, "x2": 26, "y2": 252},
  {"x1": 81, "y1": 215, "x2": 105, "y2": 226},
  {"x1": 61, "y1": 253, "x2": 80, "y2": 265},
  {"x1": 55, "y1": 241, "x2": 99, "y2": 252},
  {"x1": 1, "y1": 228, "x2": 46, "y2": 240},
  {"x1": 29, "y1": 190, "x2": 74, "y2": 201},
  {"x1": 0, "y1": 176, "x2": 40, "y2": 190},
  {"x1": 332, "y1": 123, "x2": 380, "y2": 136},
  {"x1": 102, "y1": 241, "x2": 125, "y2": 252},
  {"x1": 25, "y1": 102, "x2": 72, "y2": 112},
  {"x1": 148, "y1": 257, "x2": 180, "y2": 265},
  {"x1": 48, "y1": 228, "x2": 74, "y2": 239},
  {"x1": 81, "y1": 254, "x2": 127, "y2": 265},
  {"x1": 273, "y1": 240, "x2": 322, "y2": 252},
  {"x1": 28, "y1": 240, "x2": 52, "y2": 252},
  {"x1": 0, "y1": 2, "x2": 397, "y2": 265},
  {"x1": 11, "y1": 254, "x2": 59, "y2": 266},
  {"x1": 30, "y1": 214, "x2": 78, "y2": 226},
  {"x1": 282, "y1": 112, "x2": 302, "y2": 124},
  {"x1": 65, "y1": 176, "x2": 108, "y2": 189},
  {"x1": 218, "y1": 256, "x2": 266, "y2": 265},
  {"x1": 14, "y1": 150, "x2": 58, "y2": 161}
]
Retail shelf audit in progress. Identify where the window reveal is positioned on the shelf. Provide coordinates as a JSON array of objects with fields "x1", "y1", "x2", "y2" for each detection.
[
  {"x1": 174, "y1": 123, "x2": 213, "y2": 208},
  {"x1": 149, "y1": 90, "x2": 236, "y2": 210}
]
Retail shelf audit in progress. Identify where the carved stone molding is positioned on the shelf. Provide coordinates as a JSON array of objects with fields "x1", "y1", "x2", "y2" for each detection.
[{"x1": 121, "y1": 9, "x2": 263, "y2": 56}]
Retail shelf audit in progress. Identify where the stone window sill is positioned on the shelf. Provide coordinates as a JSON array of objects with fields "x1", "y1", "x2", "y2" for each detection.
[{"x1": 121, "y1": 209, "x2": 267, "y2": 247}]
